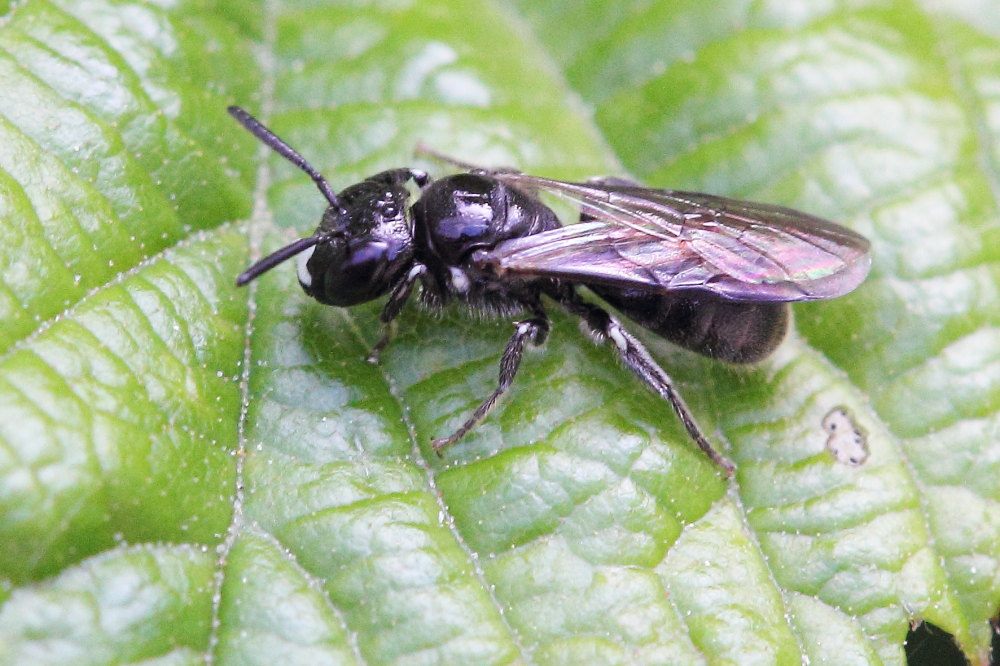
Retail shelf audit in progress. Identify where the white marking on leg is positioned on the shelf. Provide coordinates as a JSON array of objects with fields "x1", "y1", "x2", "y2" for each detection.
[{"x1": 609, "y1": 322, "x2": 629, "y2": 352}]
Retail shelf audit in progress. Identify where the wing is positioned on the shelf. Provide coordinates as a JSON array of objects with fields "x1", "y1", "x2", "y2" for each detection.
[{"x1": 482, "y1": 173, "x2": 871, "y2": 302}]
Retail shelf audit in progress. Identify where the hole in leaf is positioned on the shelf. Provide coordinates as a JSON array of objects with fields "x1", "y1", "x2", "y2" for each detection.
[{"x1": 904, "y1": 621, "x2": 973, "y2": 666}]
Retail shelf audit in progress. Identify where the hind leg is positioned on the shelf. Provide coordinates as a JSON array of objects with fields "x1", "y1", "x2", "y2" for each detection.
[{"x1": 556, "y1": 288, "x2": 734, "y2": 474}]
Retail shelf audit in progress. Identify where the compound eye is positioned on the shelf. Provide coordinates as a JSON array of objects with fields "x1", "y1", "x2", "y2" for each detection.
[
  {"x1": 334, "y1": 242, "x2": 394, "y2": 304},
  {"x1": 345, "y1": 241, "x2": 389, "y2": 279},
  {"x1": 306, "y1": 240, "x2": 395, "y2": 307}
]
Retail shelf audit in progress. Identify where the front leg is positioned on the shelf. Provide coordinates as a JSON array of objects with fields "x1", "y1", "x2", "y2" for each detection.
[
  {"x1": 432, "y1": 312, "x2": 549, "y2": 454},
  {"x1": 367, "y1": 264, "x2": 427, "y2": 364},
  {"x1": 557, "y1": 290, "x2": 734, "y2": 474}
]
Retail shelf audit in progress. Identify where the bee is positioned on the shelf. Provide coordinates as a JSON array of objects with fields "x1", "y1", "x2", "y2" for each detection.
[{"x1": 230, "y1": 106, "x2": 870, "y2": 472}]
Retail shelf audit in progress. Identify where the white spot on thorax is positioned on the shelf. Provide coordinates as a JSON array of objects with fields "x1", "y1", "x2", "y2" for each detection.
[{"x1": 449, "y1": 267, "x2": 470, "y2": 293}]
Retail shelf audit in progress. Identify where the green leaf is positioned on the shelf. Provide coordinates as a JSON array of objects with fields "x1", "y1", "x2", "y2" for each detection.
[{"x1": 1, "y1": 1, "x2": 997, "y2": 664}]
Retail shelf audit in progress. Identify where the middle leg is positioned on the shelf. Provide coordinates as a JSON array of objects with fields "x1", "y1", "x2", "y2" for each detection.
[
  {"x1": 367, "y1": 264, "x2": 427, "y2": 364},
  {"x1": 432, "y1": 308, "x2": 550, "y2": 454}
]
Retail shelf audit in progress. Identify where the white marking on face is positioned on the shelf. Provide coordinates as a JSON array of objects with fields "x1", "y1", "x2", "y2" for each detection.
[
  {"x1": 296, "y1": 244, "x2": 316, "y2": 287},
  {"x1": 822, "y1": 407, "x2": 869, "y2": 465},
  {"x1": 449, "y1": 267, "x2": 470, "y2": 293}
]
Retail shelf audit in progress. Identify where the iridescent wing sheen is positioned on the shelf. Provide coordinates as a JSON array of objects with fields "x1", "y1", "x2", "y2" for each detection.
[{"x1": 483, "y1": 173, "x2": 871, "y2": 302}]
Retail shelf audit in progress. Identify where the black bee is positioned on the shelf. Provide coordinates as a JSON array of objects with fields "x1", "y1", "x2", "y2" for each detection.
[{"x1": 229, "y1": 106, "x2": 871, "y2": 472}]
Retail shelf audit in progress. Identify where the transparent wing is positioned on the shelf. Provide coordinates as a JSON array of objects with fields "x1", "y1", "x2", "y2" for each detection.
[{"x1": 483, "y1": 173, "x2": 871, "y2": 302}]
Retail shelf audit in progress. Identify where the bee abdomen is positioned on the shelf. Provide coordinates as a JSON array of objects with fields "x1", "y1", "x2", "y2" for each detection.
[{"x1": 591, "y1": 287, "x2": 788, "y2": 364}]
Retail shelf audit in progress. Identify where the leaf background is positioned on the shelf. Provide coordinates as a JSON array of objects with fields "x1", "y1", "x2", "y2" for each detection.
[{"x1": 0, "y1": 1, "x2": 998, "y2": 664}]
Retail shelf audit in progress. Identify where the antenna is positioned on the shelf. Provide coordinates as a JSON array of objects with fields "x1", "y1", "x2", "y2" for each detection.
[
  {"x1": 228, "y1": 106, "x2": 343, "y2": 212},
  {"x1": 414, "y1": 142, "x2": 482, "y2": 172},
  {"x1": 235, "y1": 236, "x2": 322, "y2": 286}
]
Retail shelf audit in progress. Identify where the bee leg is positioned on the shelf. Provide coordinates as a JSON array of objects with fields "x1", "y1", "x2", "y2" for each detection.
[
  {"x1": 558, "y1": 291, "x2": 734, "y2": 474},
  {"x1": 367, "y1": 264, "x2": 427, "y2": 364},
  {"x1": 432, "y1": 311, "x2": 549, "y2": 454}
]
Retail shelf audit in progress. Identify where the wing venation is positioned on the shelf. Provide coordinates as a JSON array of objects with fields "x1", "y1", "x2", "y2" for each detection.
[{"x1": 484, "y1": 173, "x2": 871, "y2": 302}]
